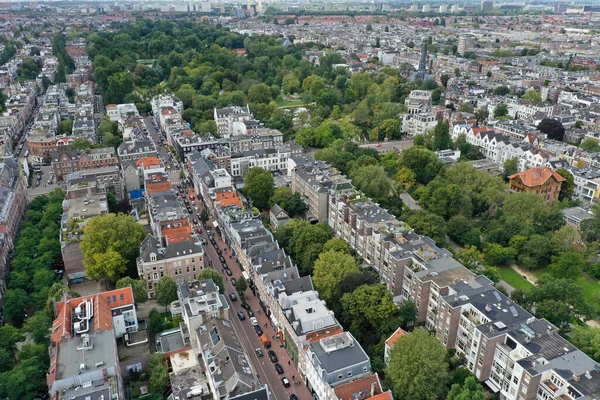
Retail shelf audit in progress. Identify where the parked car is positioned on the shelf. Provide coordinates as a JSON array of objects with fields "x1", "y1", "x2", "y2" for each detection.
[
  {"x1": 247, "y1": 310, "x2": 254, "y2": 318},
  {"x1": 268, "y1": 350, "x2": 278, "y2": 363},
  {"x1": 254, "y1": 325, "x2": 263, "y2": 336},
  {"x1": 219, "y1": 256, "x2": 226, "y2": 263},
  {"x1": 229, "y1": 293, "x2": 237, "y2": 301},
  {"x1": 255, "y1": 348, "x2": 264, "y2": 357},
  {"x1": 240, "y1": 302, "x2": 251, "y2": 311},
  {"x1": 290, "y1": 395, "x2": 298, "y2": 400},
  {"x1": 250, "y1": 317, "x2": 258, "y2": 326},
  {"x1": 231, "y1": 278, "x2": 237, "y2": 287},
  {"x1": 216, "y1": 249, "x2": 222, "y2": 256},
  {"x1": 224, "y1": 268, "x2": 232, "y2": 276},
  {"x1": 281, "y1": 377, "x2": 290, "y2": 388},
  {"x1": 274, "y1": 363, "x2": 284, "y2": 374},
  {"x1": 237, "y1": 312, "x2": 245, "y2": 320}
]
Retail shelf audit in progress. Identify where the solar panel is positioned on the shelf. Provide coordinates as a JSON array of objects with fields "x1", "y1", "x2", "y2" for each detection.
[
  {"x1": 493, "y1": 291, "x2": 502, "y2": 302},
  {"x1": 510, "y1": 306, "x2": 519, "y2": 317}
]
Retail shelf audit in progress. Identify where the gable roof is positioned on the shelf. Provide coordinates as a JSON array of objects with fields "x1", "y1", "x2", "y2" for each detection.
[
  {"x1": 385, "y1": 327, "x2": 407, "y2": 348},
  {"x1": 509, "y1": 166, "x2": 566, "y2": 187}
]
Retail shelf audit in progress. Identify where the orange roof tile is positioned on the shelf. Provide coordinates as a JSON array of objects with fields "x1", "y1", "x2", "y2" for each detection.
[
  {"x1": 333, "y1": 373, "x2": 384, "y2": 400},
  {"x1": 136, "y1": 156, "x2": 162, "y2": 169},
  {"x1": 385, "y1": 327, "x2": 407, "y2": 348},
  {"x1": 146, "y1": 181, "x2": 172, "y2": 195},
  {"x1": 509, "y1": 166, "x2": 565, "y2": 188},
  {"x1": 370, "y1": 392, "x2": 393, "y2": 400}
]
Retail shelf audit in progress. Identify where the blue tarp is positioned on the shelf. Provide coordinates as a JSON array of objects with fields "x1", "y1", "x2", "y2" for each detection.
[{"x1": 129, "y1": 189, "x2": 145, "y2": 199}]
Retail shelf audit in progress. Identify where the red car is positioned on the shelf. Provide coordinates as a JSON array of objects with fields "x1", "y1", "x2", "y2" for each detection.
[{"x1": 196, "y1": 228, "x2": 203, "y2": 234}]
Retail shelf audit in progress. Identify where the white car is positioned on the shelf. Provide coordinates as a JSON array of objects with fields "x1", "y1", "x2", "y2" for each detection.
[{"x1": 250, "y1": 317, "x2": 258, "y2": 326}]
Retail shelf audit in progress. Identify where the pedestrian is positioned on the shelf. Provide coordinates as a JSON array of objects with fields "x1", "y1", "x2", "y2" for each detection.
[{"x1": 288, "y1": 360, "x2": 290, "y2": 365}]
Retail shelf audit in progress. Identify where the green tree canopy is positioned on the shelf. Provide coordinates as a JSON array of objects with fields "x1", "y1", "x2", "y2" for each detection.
[
  {"x1": 80, "y1": 213, "x2": 146, "y2": 281},
  {"x1": 340, "y1": 284, "x2": 397, "y2": 342},
  {"x1": 197, "y1": 269, "x2": 225, "y2": 294},
  {"x1": 243, "y1": 167, "x2": 275, "y2": 210},
  {"x1": 386, "y1": 329, "x2": 449, "y2": 400},
  {"x1": 580, "y1": 138, "x2": 600, "y2": 153},
  {"x1": 350, "y1": 165, "x2": 392, "y2": 200},
  {"x1": 155, "y1": 276, "x2": 178, "y2": 310},
  {"x1": 447, "y1": 376, "x2": 486, "y2": 400},
  {"x1": 313, "y1": 250, "x2": 359, "y2": 308},
  {"x1": 116, "y1": 277, "x2": 149, "y2": 304}
]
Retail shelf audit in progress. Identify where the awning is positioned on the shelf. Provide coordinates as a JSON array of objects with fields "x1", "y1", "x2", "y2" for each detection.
[
  {"x1": 212, "y1": 221, "x2": 219, "y2": 227},
  {"x1": 485, "y1": 379, "x2": 501, "y2": 393}
]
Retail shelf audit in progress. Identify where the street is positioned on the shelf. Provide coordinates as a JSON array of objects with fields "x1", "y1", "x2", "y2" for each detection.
[{"x1": 148, "y1": 119, "x2": 309, "y2": 400}]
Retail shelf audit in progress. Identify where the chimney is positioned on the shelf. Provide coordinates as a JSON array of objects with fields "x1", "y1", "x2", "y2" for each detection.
[{"x1": 370, "y1": 381, "x2": 377, "y2": 395}]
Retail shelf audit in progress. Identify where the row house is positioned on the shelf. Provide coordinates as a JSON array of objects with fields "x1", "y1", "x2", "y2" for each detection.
[
  {"x1": 137, "y1": 234, "x2": 205, "y2": 299},
  {"x1": 65, "y1": 166, "x2": 124, "y2": 201},
  {"x1": 151, "y1": 93, "x2": 184, "y2": 116},
  {"x1": 228, "y1": 128, "x2": 284, "y2": 154},
  {"x1": 117, "y1": 130, "x2": 157, "y2": 162},
  {"x1": 493, "y1": 122, "x2": 538, "y2": 141},
  {"x1": 215, "y1": 204, "x2": 376, "y2": 400},
  {"x1": 2, "y1": 82, "x2": 37, "y2": 146},
  {"x1": 122, "y1": 156, "x2": 165, "y2": 194},
  {"x1": 0, "y1": 146, "x2": 27, "y2": 302},
  {"x1": 51, "y1": 147, "x2": 118, "y2": 181}
]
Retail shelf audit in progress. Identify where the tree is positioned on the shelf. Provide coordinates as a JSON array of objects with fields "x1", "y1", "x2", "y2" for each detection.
[
  {"x1": 3, "y1": 288, "x2": 31, "y2": 326},
  {"x1": 323, "y1": 238, "x2": 350, "y2": 254},
  {"x1": 555, "y1": 168, "x2": 574, "y2": 201},
  {"x1": 393, "y1": 167, "x2": 416, "y2": 192},
  {"x1": 474, "y1": 108, "x2": 489, "y2": 124},
  {"x1": 405, "y1": 210, "x2": 446, "y2": 245},
  {"x1": 57, "y1": 118, "x2": 73, "y2": 135},
  {"x1": 80, "y1": 214, "x2": 146, "y2": 281},
  {"x1": 447, "y1": 215, "x2": 473, "y2": 245},
  {"x1": 340, "y1": 284, "x2": 397, "y2": 342},
  {"x1": 570, "y1": 326, "x2": 600, "y2": 362},
  {"x1": 350, "y1": 165, "x2": 391, "y2": 200},
  {"x1": 440, "y1": 74, "x2": 450, "y2": 88},
  {"x1": 197, "y1": 269, "x2": 225, "y2": 294},
  {"x1": 148, "y1": 353, "x2": 169, "y2": 395},
  {"x1": 236, "y1": 276, "x2": 248, "y2": 295},
  {"x1": 548, "y1": 251, "x2": 585, "y2": 280},
  {"x1": 537, "y1": 118, "x2": 565, "y2": 141},
  {"x1": 248, "y1": 83, "x2": 272, "y2": 104},
  {"x1": 432, "y1": 120, "x2": 452, "y2": 150},
  {"x1": 580, "y1": 138, "x2": 600, "y2": 153},
  {"x1": 313, "y1": 250, "x2": 359, "y2": 308},
  {"x1": 243, "y1": 167, "x2": 274, "y2": 210},
  {"x1": 116, "y1": 277, "x2": 148, "y2": 304},
  {"x1": 379, "y1": 119, "x2": 401, "y2": 139},
  {"x1": 528, "y1": 274, "x2": 593, "y2": 323},
  {"x1": 503, "y1": 157, "x2": 519, "y2": 179},
  {"x1": 493, "y1": 103, "x2": 508, "y2": 118},
  {"x1": 458, "y1": 103, "x2": 474, "y2": 113},
  {"x1": 523, "y1": 89, "x2": 541, "y2": 104},
  {"x1": 386, "y1": 329, "x2": 449, "y2": 400},
  {"x1": 155, "y1": 276, "x2": 178, "y2": 311},
  {"x1": 447, "y1": 376, "x2": 486, "y2": 400},
  {"x1": 339, "y1": 271, "x2": 378, "y2": 294},
  {"x1": 483, "y1": 243, "x2": 515, "y2": 266},
  {"x1": 0, "y1": 324, "x2": 24, "y2": 360},
  {"x1": 398, "y1": 146, "x2": 444, "y2": 184},
  {"x1": 456, "y1": 245, "x2": 484, "y2": 270}
]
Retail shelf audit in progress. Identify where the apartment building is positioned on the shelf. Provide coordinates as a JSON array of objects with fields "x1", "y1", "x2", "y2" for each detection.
[
  {"x1": 105, "y1": 103, "x2": 139, "y2": 122},
  {"x1": 47, "y1": 288, "x2": 137, "y2": 400},
  {"x1": 305, "y1": 331, "x2": 372, "y2": 400},
  {"x1": 214, "y1": 105, "x2": 253, "y2": 138},
  {"x1": 570, "y1": 169, "x2": 600, "y2": 204},
  {"x1": 51, "y1": 147, "x2": 119, "y2": 181},
  {"x1": 562, "y1": 206, "x2": 595, "y2": 230},
  {"x1": 290, "y1": 160, "x2": 352, "y2": 222},
  {"x1": 493, "y1": 123, "x2": 538, "y2": 141},
  {"x1": 405, "y1": 90, "x2": 432, "y2": 114},
  {"x1": 175, "y1": 279, "x2": 229, "y2": 351},
  {"x1": 137, "y1": 234, "x2": 205, "y2": 298},
  {"x1": 151, "y1": 93, "x2": 184, "y2": 115},
  {"x1": 65, "y1": 166, "x2": 124, "y2": 201},
  {"x1": 229, "y1": 144, "x2": 300, "y2": 177},
  {"x1": 402, "y1": 112, "x2": 438, "y2": 136},
  {"x1": 117, "y1": 132, "x2": 158, "y2": 162}
]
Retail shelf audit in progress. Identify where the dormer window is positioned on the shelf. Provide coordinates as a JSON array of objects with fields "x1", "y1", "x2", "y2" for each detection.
[{"x1": 150, "y1": 252, "x2": 157, "y2": 262}]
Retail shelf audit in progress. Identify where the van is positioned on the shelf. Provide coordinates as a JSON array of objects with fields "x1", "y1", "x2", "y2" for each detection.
[{"x1": 260, "y1": 333, "x2": 271, "y2": 348}]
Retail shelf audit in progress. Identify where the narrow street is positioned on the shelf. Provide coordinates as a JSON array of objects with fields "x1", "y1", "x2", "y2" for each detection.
[{"x1": 149, "y1": 119, "x2": 309, "y2": 400}]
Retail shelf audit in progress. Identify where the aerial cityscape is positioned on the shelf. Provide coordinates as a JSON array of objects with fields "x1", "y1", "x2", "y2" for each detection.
[{"x1": 0, "y1": 1, "x2": 600, "y2": 400}]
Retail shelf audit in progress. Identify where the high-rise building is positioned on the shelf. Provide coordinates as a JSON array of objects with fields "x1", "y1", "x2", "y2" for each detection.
[
  {"x1": 481, "y1": 0, "x2": 493, "y2": 11},
  {"x1": 554, "y1": 2, "x2": 567, "y2": 13},
  {"x1": 451, "y1": 4, "x2": 460, "y2": 12},
  {"x1": 439, "y1": 4, "x2": 448, "y2": 12},
  {"x1": 458, "y1": 36, "x2": 474, "y2": 56},
  {"x1": 422, "y1": 4, "x2": 430, "y2": 12}
]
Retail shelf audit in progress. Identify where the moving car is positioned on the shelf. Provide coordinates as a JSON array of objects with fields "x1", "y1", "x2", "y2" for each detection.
[{"x1": 268, "y1": 350, "x2": 278, "y2": 363}]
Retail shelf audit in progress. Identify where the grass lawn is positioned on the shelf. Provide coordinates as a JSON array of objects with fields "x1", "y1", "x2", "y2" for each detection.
[
  {"x1": 276, "y1": 98, "x2": 306, "y2": 107},
  {"x1": 576, "y1": 273, "x2": 600, "y2": 305},
  {"x1": 498, "y1": 267, "x2": 534, "y2": 291}
]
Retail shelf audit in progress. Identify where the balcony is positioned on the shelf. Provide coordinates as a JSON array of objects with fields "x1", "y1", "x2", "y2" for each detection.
[
  {"x1": 542, "y1": 380, "x2": 558, "y2": 393},
  {"x1": 462, "y1": 312, "x2": 481, "y2": 325}
]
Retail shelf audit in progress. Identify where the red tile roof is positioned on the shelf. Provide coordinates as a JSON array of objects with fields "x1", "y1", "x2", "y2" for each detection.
[
  {"x1": 334, "y1": 373, "x2": 389, "y2": 400},
  {"x1": 385, "y1": 327, "x2": 407, "y2": 348},
  {"x1": 509, "y1": 166, "x2": 565, "y2": 188}
]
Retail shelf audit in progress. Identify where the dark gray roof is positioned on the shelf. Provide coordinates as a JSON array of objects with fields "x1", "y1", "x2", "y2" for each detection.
[{"x1": 310, "y1": 332, "x2": 370, "y2": 373}]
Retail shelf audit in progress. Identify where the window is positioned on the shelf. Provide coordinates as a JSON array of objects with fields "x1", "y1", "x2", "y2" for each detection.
[
  {"x1": 347, "y1": 371, "x2": 352, "y2": 377},
  {"x1": 107, "y1": 297, "x2": 111, "y2": 303},
  {"x1": 338, "y1": 375, "x2": 343, "y2": 380},
  {"x1": 112, "y1": 295, "x2": 117, "y2": 302},
  {"x1": 120, "y1": 294, "x2": 125, "y2": 301}
]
